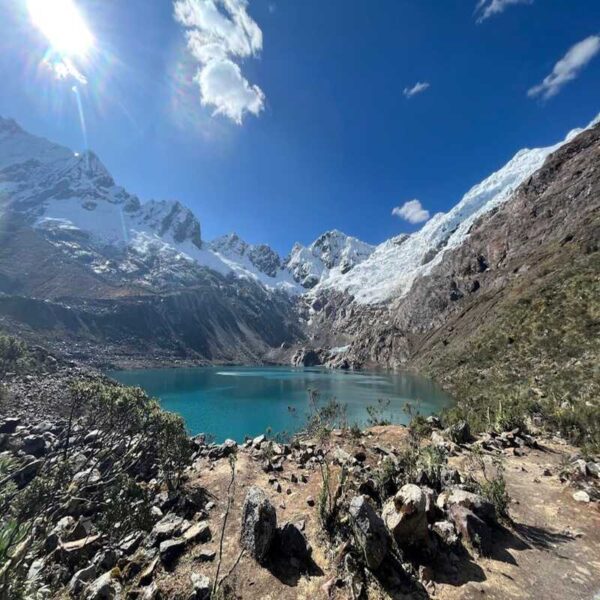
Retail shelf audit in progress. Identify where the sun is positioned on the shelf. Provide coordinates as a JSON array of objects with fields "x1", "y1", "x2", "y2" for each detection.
[{"x1": 27, "y1": 0, "x2": 94, "y2": 57}]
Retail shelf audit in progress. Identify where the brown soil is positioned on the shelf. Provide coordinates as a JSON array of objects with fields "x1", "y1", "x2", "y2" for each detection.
[{"x1": 152, "y1": 426, "x2": 600, "y2": 599}]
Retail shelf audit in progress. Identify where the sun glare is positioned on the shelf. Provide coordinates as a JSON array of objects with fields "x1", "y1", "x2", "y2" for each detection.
[{"x1": 27, "y1": 0, "x2": 94, "y2": 57}]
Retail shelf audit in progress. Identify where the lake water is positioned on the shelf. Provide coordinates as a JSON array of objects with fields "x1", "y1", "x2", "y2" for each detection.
[{"x1": 108, "y1": 366, "x2": 452, "y2": 442}]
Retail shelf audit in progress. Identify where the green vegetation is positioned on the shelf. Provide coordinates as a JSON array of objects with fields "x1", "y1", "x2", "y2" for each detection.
[
  {"x1": 0, "y1": 335, "x2": 32, "y2": 377},
  {"x1": 434, "y1": 250, "x2": 600, "y2": 452},
  {"x1": 304, "y1": 390, "x2": 348, "y2": 440},
  {"x1": 366, "y1": 399, "x2": 392, "y2": 426},
  {"x1": 0, "y1": 378, "x2": 192, "y2": 596}
]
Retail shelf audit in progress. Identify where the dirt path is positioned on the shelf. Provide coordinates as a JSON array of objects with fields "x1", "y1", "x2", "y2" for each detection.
[{"x1": 156, "y1": 429, "x2": 600, "y2": 599}]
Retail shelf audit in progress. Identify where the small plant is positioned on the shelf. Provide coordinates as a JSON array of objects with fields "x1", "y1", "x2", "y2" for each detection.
[
  {"x1": 305, "y1": 389, "x2": 348, "y2": 441},
  {"x1": 468, "y1": 446, "x2": 510, "y2": 521},
  {"x1": 366, "y1": 399, "x2": 392, "y2": 427},
  {"x1": 317, "y1": 461, "x2": 347, "y2": 534}
]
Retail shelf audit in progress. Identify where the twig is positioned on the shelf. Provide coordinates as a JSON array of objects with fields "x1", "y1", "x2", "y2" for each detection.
[{"x1": 212, "y1": 454, "x2": 237, "y2": 596}]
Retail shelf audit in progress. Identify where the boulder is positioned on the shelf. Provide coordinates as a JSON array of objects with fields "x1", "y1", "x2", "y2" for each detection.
[
  {"x1": 68, "y1": 564, "x2": 97, "y2": 596},
  {"x1": 183, "y1": 521, "x2": 211, "y2": 544},
  {"x1": 382, "y1": 484, "x2": 429, "y2": 547},
  {"x1": 437, "y1": 488, "x2": 496, "y2": 523},
  {"x1": 190, "y1": 573, "x2": 211, "y2": 600},
  {"x1": 240, "y1": 486, "x2": 277, "y2": 564},
  {"x1": 159, "y1": 538, "x2": 186, "y2": 565},
  {"x1": 432, "y1": 520, "x2": 458, "y2": 546},
  {"x1": 86, "y1": 571, "x2": 122, "y2": 600},
  {"x1": 448, "y1": 504, "x2": 492, "y2": 555},
  {"x1": 22, "y1": 434, "x2": 46, "y2": 456},
  {"x1": 149, "y1": 513, "x2": 190, "y2": 546},
  {"x1": 119, "y1": 531, "x2": 145, "y2": 555},
  {"x1": 278, "y1": 522, "x2": 312, "y2": 567},
  {"x1": 573, "y1": 490, "x2": 590, "y2": 503},
  {"x1": 445, "y1": 421, "x2": 471, "y2": 444},
  {"x1": 587, "y1": 462, "x2": 600, "y2": 479},
  {"x1": 252, "y1": 435, "x2": 266, "y2": 449},
  {"x1": 349, "y1": 495, "x2": 389, "y2": 570},
  {"x1": 0, "y1": 417, "x2": 20, "y2": 434}
]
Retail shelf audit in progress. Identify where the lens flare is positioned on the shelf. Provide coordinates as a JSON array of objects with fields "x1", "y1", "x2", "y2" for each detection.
[{"x1": 27, "y1": 0, "x2": 94, "y2": 58}]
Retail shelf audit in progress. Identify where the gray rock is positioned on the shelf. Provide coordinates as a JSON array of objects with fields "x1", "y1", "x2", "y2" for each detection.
[
  {"x1": 587, "y1": 462, "x2": 600, "y2": 478},
  {"x1": 349, "y1": 495, "x2": 389, "y2": 570},
  {"x1": 448, "y1": 504, "x2": 492, "y2": 555},
  {"x1": 333, "y1": 448, "x2": 354, "y2": 465},
  {"x1": 119, "y1": 531, "x2": 145, "y2": 555},
  {"x1": 183, "y1": 521, "x2": 211, "y2": 544},
  {"x1": 437, "y1": 488, "x2": 496, "y2": 523},
  {"x1": 432, "y1": 520, "x2": 458, "y2": 546},
  {"x1": 195, "y1": 548, "x2": 216, "y2": 562},
  {"x1": 240, "y1": 486, "x2": 277, "y2": 564},
  {"x1": 159, "y1": 538, "x2": 186, "y2": 565},
  {"x1": 190, "y1": 573, "x2": 211, "y2": 600},
  {"x1": 86, "y1": 571, "x2": 122, "y2": 600},
  {"x1": 0, "y1": 417, "x2": 21, "y2": 434},
  {"x1": 445, "y1": 421, "x2": 471, "y2": 444},
  {"x1": 22, "y1": 434, "x2": 46, "y2": 456},
  {"x1": 149, "y1": 513, "x2": 190, "y2": 547},
  {"x1": 68, "y1": 564, "x2": 97, "y2": 596},
  {"x1": 381, "y1": 484, "x2": 428, "y2": 547},
  {"x1": 252, "y1": 435, "x2": 266, "y2": 448},
  {"x1": 573, "y1": 490, "x2": 590, "y2": 503},
  {"x1": 94, "y1": 548, "x2": 120, "y2": 571}
]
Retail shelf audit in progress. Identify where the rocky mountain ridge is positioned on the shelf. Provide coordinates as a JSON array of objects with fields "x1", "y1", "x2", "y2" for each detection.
[{"x1": 0, "y1": 115, "x2": 598, "y2": 367}]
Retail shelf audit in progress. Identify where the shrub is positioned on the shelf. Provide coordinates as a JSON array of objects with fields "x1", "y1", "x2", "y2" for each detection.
[
  {"x1": 305, "y1": 389, "x2": 348, "y2": 440},
  {"x1": 366, "y1": 399, "x2": 392, "y2": 427}
]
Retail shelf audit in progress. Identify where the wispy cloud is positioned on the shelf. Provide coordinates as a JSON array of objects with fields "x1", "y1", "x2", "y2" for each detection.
[
  {"x1": 392, "y1": 200, "x2": 430, "y2": 224},
  {"x1": 528, "y1": 35, "x2": 600, "y2": 100},
  {"x1": 475, "y1": 0, "x2": 532, "y2": 23},
  {"x1": 173, "y1": 0, "x2": 265, "y2": 125},
  {"x1": 403, "y1": 81, "x2": 430, "y2": 99}
]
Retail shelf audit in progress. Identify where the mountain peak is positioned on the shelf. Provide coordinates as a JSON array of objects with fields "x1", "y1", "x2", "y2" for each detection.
[{"x1": 0, "y1": 116, "x2": 23, "y2": 135}]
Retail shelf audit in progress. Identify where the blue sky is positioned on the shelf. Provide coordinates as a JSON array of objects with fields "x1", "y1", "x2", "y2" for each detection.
[{"x1": 0, "y1": 0, "x2": 599, "y2": 254}]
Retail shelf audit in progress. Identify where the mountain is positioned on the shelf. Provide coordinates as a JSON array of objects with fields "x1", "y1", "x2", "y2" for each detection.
[
  {"x1": 313, "y1": 121, "x2": 596, "y2": 305},
  {"x1": 286, "y1": 230, "x2": 375, "y2": 288},
  {"x1": 308, "y1": 119, "x2": 600, "y2": 386},
  {"x1": 0, "y1": 115, "x2": 598, "y2": 370},
  {"x1": 0, "y1": 117, "x2": 306, "y2": 364}
]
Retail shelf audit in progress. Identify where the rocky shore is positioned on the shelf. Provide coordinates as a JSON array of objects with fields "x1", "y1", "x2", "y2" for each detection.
[{"x1": 1, "y1": 359, "x2": 599, "y2": 600}]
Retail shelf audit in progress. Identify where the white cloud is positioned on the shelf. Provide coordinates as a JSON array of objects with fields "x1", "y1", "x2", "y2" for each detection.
[
  {"x1": 475, "y1": 0, "x2": 532, "y2": 22},
  {"x1": 528, "y1": 35, "x2": 600, "y2": 100},
  {"x1": 173, "y1": 0, "x2": 265, "y2": 124},
  {"x1": 403, "y1": 81, "x2": 430, "y2": 98},
  {"x1": 392, "y1": 200, "x2": 430, "y2": 224}
]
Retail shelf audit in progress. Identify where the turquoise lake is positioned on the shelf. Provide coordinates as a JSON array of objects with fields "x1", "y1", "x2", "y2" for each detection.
[{"x1": 108, "y1": 366, "x2": 452, "y2": 442}]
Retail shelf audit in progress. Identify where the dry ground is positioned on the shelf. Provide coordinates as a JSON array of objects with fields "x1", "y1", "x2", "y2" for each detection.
[{"x1": 155, "y1": 427, "x2": 600, "y2": 600}]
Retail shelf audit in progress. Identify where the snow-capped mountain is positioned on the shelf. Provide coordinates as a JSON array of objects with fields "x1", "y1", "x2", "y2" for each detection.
[
  {"x1": 314, "y1": 116, "x2": 599, "y2": 304},
  {"x1": 0, "y1": 117, "x2": 299, "y2": 292},
  {"x1": 286, "y1": 230, "x2": 375, "y2": 288},
  {"x1": 1, "y1": 113, "x2": 597, "y2": 304}
]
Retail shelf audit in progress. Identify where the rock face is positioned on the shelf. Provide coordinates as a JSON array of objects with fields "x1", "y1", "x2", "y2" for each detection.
[
  {"x1": 240, "y1": 486, "x2": 277, "y2": 564},
  {"x1": 348, "y1": 495, "x2": 389, "y2": 570},
  {"x1": 382, "y1": 484, "x2": 429, "y2": 547}
]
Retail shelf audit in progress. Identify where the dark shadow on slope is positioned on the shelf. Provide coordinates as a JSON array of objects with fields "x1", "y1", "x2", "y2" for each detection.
[{"x1": 512, "y1": 522, "x2": 575, "y2": 551}]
